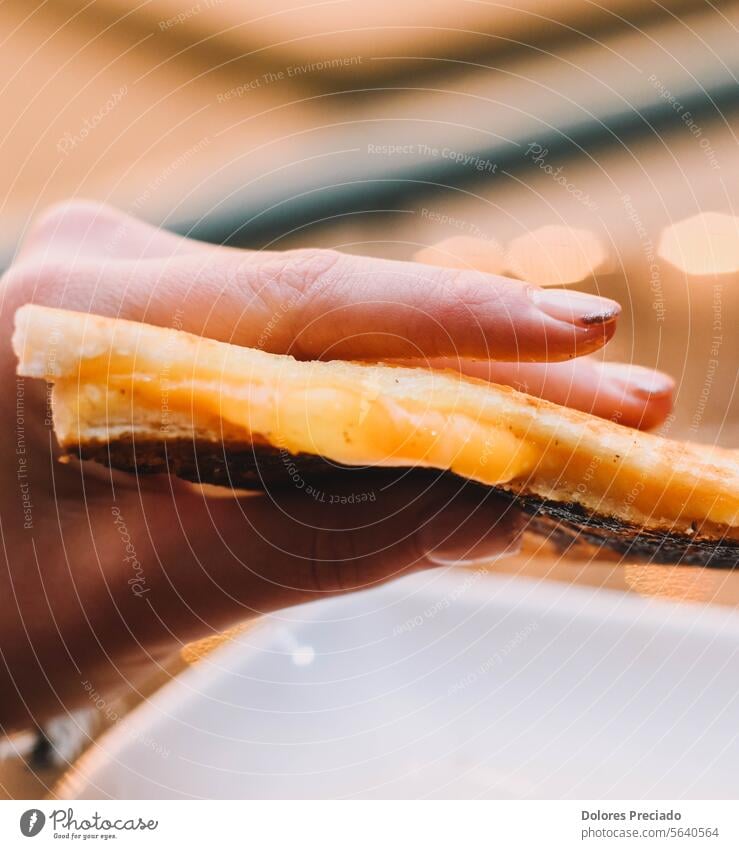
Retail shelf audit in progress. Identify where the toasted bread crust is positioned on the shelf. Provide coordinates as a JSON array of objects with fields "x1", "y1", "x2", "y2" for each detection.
[
  {"x1": 14, "y1": 306, "x2": 739, "y2": 566},
  {"x1": 15, "y1": 305, "x2": 739, "y2": 539},
  {"x1": 68, "y1": 436, "x2": 739, "y2": 568}
]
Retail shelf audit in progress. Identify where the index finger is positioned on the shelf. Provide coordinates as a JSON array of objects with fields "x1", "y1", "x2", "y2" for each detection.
[{"x1": 6, "y1": 203, "x2": 620, "y2": 362}]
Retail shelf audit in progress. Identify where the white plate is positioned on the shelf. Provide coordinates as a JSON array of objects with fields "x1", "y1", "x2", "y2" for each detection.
[{"x1": 58, "y1": 571, "x2": 739, "y2": 799}]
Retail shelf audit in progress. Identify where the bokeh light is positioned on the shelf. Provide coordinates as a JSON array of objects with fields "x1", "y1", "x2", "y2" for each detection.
[
  {"x1": 658, "y1": 211, "x2": 739, "y2": 275},
  {"x1": 505, "y1": 225, "x2": 609, "y2": 286}
]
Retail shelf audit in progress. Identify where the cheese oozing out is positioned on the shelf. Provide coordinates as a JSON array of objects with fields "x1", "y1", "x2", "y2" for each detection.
[{"x1": 12, "y1": 304, "x2": 739, "y2": 535}]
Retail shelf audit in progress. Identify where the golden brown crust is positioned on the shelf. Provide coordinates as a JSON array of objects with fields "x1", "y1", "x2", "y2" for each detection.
[
  {"x1": 15, "y1": 305, "x2": 739, "y2": 539},
  {"x1": 69, "y1": 435, "x2": 739, "y2": 568},
  {"x1": 14, "y1": 305, "x2": 739, "y2": 566}
]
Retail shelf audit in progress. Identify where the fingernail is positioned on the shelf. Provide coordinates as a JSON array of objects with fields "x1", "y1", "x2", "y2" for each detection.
[
  {"x1": 417, "y1": 494, "x2": 523, "y2": 566},
  {"x1": 600, "y1": 362, "x2": 675, "y2": 399},
  {"x1": 529, "y1": 287, "x2": 620, "y2": 327}
]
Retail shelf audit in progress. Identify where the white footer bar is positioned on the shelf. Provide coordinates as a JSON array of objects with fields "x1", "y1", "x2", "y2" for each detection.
[{"x1": 4, "y1": 800, "x2": 737, "y2": 847}]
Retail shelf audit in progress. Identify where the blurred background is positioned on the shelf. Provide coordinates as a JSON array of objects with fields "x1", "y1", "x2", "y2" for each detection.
[
  {"x1": 3, "y1": 1, "x2": 736, "y2": 439},
  {"x1": 2, "y1": 0, "x2": 738, "y2": 798}
]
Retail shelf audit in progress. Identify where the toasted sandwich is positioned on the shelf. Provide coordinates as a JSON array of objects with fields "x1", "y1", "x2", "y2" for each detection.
[{"x1": 13, "y1": 304, "x2": 739, "y2": 567}]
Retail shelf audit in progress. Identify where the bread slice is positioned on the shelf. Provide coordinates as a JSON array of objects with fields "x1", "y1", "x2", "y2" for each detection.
[{"x1": 13, "y1": 304, "x2": 739, "y2": 567}]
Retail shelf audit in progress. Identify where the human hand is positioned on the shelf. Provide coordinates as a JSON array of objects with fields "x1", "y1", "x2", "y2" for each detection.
[{"x1": 0, "y1": 202, "x2": 673, "y2": 729}]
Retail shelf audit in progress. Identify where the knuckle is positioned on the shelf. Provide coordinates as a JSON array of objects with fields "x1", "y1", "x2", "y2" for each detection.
[
  {"x1": 228, "y1": 248, "x2": 345, "y2": 353},
  {"x1": 23, "y1": 199, "x2": 111, "y2": 246},
  {"x1": 308, "y1": 528, "x2": 362, "y2": 593},
  {"x1": 18, "y1": 200, "x2": 134, "y2": 269},
  {"x1": 284, "y1": 248, "x2": 344, "y2": 293},
  {"x1": 265, "y1": 248, "x2": 343, "y2": 297}
]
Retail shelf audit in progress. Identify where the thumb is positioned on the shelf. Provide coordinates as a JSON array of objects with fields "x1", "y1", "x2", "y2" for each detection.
[{"x1": 116, "y1": 473, "x2": 523, "y2": 645}]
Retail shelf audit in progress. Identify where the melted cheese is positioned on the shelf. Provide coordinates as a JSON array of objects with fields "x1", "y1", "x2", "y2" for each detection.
[{"x1": 13, "y1": 304, "x2": 739, "y2": 533}]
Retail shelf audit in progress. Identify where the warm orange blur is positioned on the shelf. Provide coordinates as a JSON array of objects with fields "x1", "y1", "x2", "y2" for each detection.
[
  {"x1": 659, "y1": 212, "x2": 739, "y2": 276},
  {"x1": 505, "y1": 225, "x2": 610, "y2": 287},
  {"x1": 0, "y1": 1, "x2": 736, "y2": 605}
]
